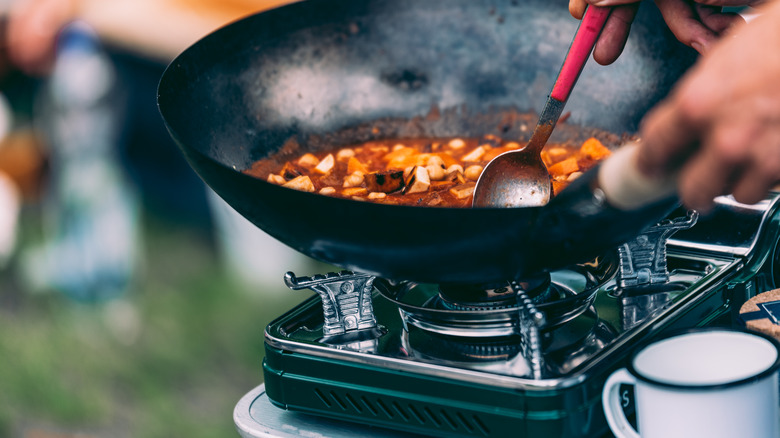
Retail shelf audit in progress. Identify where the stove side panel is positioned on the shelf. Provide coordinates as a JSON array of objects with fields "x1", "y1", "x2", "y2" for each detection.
[{"x1": 263, "y1": 344, "x2": 613, "y2": 438}]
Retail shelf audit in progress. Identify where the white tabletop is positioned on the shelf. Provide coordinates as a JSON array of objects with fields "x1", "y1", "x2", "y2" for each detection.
[{"x1": 234, "y1": 384, "x2": 422, "y2": 438}]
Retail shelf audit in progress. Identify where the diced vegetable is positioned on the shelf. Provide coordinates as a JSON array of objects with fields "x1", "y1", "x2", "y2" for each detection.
[
  {"x1": 464, "y1": 165, "x2": 484, "y2": 181},
  {"x1": 446, "y1": 164, "x2": 464, "y2": 174},
  {"x1": 280, "y1": 162, "x2": 301, "y2": 179},
  {"x1": 448, "y1": 138, "x2": 466, "y2": 149},
  {"x1": 461, "y1": 146, "x2": 486, "y2": 162},
  {"x1": 267, "y1": 174, "x2": 286, "y2": 185},
  {"x1": 297, "y1": 153, "x2": 319, "y2": 168},
  {"x1": 426, "y1": 155, "x2": 446, "y2": 181},
  {"x1": 382, "y1": 146, "x2": 416, "y2": 162},
  {"x1": 404, "y1": 166, "x2": 431, "y2": 194},
  {"x1": 580, "y1": 137, "x2": 612, "y2": 160},
  {"x1": 384, "y1": 146, "x2": 430, "y2": 169},
  {"x1": 336, "y1": 148, "x2": 355, "y2": 161},
  {"x1": 365, "y1": 170, "x2": 405, "y2": 193},
  {"x1": 427, "y1": 163, "x2": 445, "y2": 181},
  {"x1": 314, "y1": 154, "x2": 335, "y2": 174},
  {"x1": 482, "y1": 142, "x2": 521, "y2": 161},
  {"x1": 449, "y1": 183, "x2": 475, "y2": 199},
  {"x1": 444, "y1": 166, "x2": 466, "y2": 184},
  {"x1": 343, "y1": 171, "x2": 365, "y2": 188},
  {"x1": 283, "y1": 175, "x2": 315, "y2": 192},
  {"x1": 347, "y1": 156, "x2": 368, "y2": 175},
  {"x1": 543, "y1": 147, "x2": 570, "y2": 165},
  {"x1": 342, "y1": 187, "x2": 368, "y2": 196},
  {"x1": 548, "y1": 157, "x2": 579, "y2": 176},
  {"x1": 252, "y1": 134, "x2": 612, "y2": 207},
  {"x1": 432, "y1": 152, "x2": 459, "y2": 168}
]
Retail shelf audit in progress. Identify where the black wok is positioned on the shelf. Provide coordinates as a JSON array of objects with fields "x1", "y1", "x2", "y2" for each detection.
[{"x1": 157, "y1": 0, "x2": 695, "y2": 284}]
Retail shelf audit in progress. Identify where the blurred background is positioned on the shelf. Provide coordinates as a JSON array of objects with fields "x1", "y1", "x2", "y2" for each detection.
[{"x1": 0, "y1": 0, "x2": 324, "y2": 436}]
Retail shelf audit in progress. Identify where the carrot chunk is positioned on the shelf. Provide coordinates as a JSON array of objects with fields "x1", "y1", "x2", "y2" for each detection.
[
  {"x1": 580, "y1": 137, "x2": 612, "y2": 160},
  {"x1": 547, "y1": 157, "x2": 579, "y2": 176}
]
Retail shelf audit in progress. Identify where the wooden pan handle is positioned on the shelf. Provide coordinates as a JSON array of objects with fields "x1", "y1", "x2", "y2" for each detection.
[{"x1": 598, "y1": 142, "x2": 678, "y2": 210}]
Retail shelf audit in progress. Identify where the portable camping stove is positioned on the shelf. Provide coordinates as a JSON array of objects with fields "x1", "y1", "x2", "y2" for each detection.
[{"x1": 253, "y1": 194, "x2": 780, "y2": 438}]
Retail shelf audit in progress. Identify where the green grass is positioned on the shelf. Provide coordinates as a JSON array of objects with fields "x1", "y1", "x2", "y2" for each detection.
[{"x1": 0, "y1": 217, "x2": 305, "y2": 438}]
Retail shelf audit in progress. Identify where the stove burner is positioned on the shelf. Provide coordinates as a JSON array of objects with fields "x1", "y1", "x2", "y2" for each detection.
[
  {"x1": 431, "y1": 334, "x2": 524, "y2": 361},
  {"x1": 373, "y1": 252, "x2": 619, "y2": 339},
  {"x1": 401, "y1": 306, "x2": 619, "y2": 377},
  {"x1": 437, "y1": 273, "x2": 552, "y2": 311}
]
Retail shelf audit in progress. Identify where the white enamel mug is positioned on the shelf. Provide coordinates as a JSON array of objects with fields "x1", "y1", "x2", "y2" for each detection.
[{"x1": 602, "y1": 328, "x2": 780, "y2": 438}]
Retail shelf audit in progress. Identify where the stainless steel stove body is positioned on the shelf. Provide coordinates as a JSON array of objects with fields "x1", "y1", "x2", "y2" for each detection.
[{"x1": 261, "y1": 194, "x2": 780, "y2": 438}]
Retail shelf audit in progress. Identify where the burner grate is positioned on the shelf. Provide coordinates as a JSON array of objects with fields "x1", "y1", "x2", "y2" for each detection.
[{"x1": 437, "y1": 274, "x2": 552, "y2": 311}]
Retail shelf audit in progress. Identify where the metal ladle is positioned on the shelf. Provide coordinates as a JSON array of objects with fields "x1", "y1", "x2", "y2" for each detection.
[{"x1": 473, "y1": 6, "x2": 612, "y2": 208}]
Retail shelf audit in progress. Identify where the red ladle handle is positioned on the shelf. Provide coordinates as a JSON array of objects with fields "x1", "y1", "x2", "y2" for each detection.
[{"x1": 550, "y1": 6, "x2": 611, "y2": 102}]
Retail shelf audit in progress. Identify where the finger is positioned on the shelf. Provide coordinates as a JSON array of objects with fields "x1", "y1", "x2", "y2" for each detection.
[
  {"x1": 7, "y1": 0, "x2": 74, "y2": 76},
  {"x1": 693, "y1": 0, "x2": 766, "y2": 6},
  {"x1": 654, "y1": 0, "x2": 720, "y2": 53},
  {"x1": 695, "y1": 4, "x2": 743, "y2": 35},
  {"x1": 678, "y1": 111, "x2": 760, "y2": 210},
  {"x1": 730, "y1": 122, "x2": 780, "y2": 205},
  {"x1": 590, "y1": 0, "x2": 762, "y2": 5},
  {"x1": 592, "y1": 4, "x2": 640, "y2": 65},
  {"x1": 581, "y1": 0, "x2": 643, "y2": 5},
  {"x1": 676, "y1": 145, "x2": 740, "y2": 212},
  {"x1": 635, "y1": 98, "x2": 702, "y2": 178},
  {"x1": 6, "y1": 16, "x2": 56, "y2": 75},
  {"x1": 569, "y1": 0, "x2": 588, "y2": 19}
]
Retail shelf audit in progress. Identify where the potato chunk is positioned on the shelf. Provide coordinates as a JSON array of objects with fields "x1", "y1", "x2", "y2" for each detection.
[
  {"x1": 404, "y1": 166, "x2": 430, "y2": 194},
  {"x1": 283, "y1": 175, "x2": 315, "y2": 192},
  {"x1": 448, "y1": 138, "x2": 466, "y2": 149},
  {"x1": 267, "y1": 174, "x2": 286, "y2": 185},
  {"x1": 461, "y1": 146, "x2": 486, "y2": 162},
  {"x1": 314, "y1": 154, "x2": 335, "y2": 174},
  {"x1": 449, "y1": 183, "x2": 475, "y2": 199},
  {"x1": 343, "y1": 171, "x2": 365, "y2": 188},
  {"x1": 336, "y1": 148, "x2": 355, "y2": 161},
  {"x1": 297, "y1": 153, "x2": 319, "y2": 168}
]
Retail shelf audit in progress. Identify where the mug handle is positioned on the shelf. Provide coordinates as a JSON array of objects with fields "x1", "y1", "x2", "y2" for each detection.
[{"x1": 602, "y1": 368, "x2": 641, "y2": 438}]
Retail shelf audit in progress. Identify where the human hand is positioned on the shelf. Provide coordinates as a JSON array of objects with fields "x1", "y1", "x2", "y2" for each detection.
[
  {"x1": 635, "y1": 0, "x2": 780, "y2": 211},
  {"x1": 5, "y1": 0, "x2": 78, "y2": 76},
  {"x1": 569, "y1": 0, "x2": 751, "y2": 65}
]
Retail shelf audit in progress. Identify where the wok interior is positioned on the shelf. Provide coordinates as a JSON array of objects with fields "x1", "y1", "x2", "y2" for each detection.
[
  {"x1": 160, "y1": 0, "x2": 693, "y2": 168},
  {"x1": 157, "y1": 0, "x2": 696, "y2": 283}
]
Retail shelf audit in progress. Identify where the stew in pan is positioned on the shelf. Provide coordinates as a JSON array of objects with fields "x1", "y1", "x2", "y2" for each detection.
[{"x1": 247, "y1": 135, "x2": 612, "y2": 207}]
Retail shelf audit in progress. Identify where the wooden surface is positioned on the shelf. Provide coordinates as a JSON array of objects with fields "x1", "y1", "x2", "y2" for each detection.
[{"x1": 740, "y1": 289, "x2": 780, "y2": 341}]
